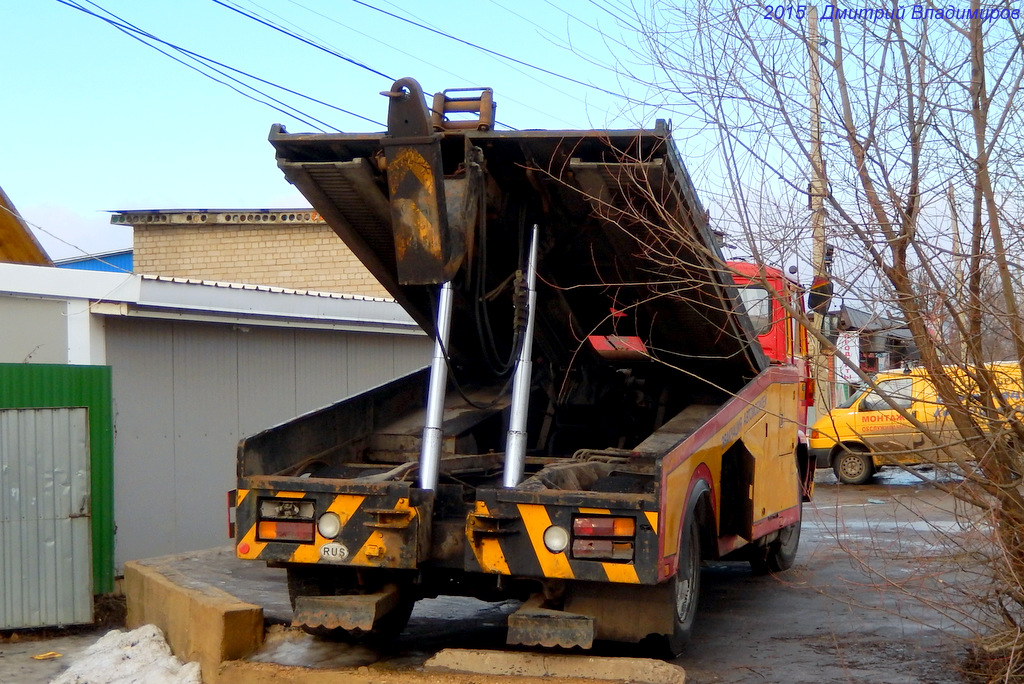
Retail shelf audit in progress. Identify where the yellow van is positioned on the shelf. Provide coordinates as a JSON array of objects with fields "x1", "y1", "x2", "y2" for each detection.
[{"x1": 809, "y1": 363, "x2": 1023, "y2": 484}]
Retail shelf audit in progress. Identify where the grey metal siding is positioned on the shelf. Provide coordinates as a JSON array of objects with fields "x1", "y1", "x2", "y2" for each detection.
[
  {"x1": 347, "y1": 333, "x2": 400, "y2": 394},
  {"x1": 105, "y1": 317, "x2": 430, "y2": 566},
  {"x1": 0, "y1": 408, "x2": 93, "y2": 628},
  {"x1": 295, "y1": 331, "x2": 349, "y2": 415},
  {"x1": 108, "y1": 321, "x2": 177, "y2": 563},
  {"x1": 238, "y1": 327, "x2": 296, "y2": 436},
  {"x1": 170, "y1": 323, "x2": 239, "y2": 554},
  {"x1": 394, "y1": 334, "x2": 433, "y2": 376}
]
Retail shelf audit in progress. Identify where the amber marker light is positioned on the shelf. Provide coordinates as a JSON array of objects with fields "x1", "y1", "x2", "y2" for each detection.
[{"x1": 257, "y1": 520, "x2": 315, "y2": 542}]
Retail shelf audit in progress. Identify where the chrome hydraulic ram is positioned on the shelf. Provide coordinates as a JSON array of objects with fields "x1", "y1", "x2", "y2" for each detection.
[
  {"x1": 503, "y1": 226, "x2": 539, "y2": 488},
  {"x1": 419, "y1": 281, "x2": 454, "y2": 490}
]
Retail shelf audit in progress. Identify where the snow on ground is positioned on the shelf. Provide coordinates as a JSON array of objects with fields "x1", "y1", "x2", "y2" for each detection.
[{"x1": 49, "y1": 625, "x2": 201, "y2": 684}]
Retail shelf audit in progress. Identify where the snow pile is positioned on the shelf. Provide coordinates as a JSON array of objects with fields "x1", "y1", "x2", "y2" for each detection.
[{"x1": 49, "y1": 624, "x2": 202, "y2": 684}]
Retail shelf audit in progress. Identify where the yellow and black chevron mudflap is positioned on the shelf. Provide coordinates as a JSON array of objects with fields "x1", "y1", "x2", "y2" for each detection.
[
  {"x1": 467, "y1": 489, "x2": 659, "y2": 585},
  {"x1": 234, "y1": 478, "x2": 431, "y2": 570}
]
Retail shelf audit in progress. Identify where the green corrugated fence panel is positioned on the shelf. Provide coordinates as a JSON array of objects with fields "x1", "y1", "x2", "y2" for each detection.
[{"x1": 0, "y1": 364, "x2": 114, "y2": 594}]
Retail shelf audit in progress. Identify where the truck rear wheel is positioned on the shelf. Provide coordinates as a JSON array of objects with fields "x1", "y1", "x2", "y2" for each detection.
[
  {"x1": 750, "y1": 501, "x2": 801, "y2": 574},
  {"x1": 833, "y1": 445, "x2": 874, "y2": 485},
  {"x1": 666, "y1": 513, "x2": 702, "y2": 656}
]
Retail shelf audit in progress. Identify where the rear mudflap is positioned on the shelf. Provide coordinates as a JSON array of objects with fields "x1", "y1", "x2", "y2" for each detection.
[
  {"x1": 292, "y1": 584, "x2": 401, "y2": 632},
  {"x1": 507, "y1": 595, "x2": 595, "y2": 649}
]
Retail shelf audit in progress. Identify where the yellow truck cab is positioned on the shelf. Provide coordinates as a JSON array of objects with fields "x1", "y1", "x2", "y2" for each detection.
[{"x1": 810, "y1": 363, "x2": 1023, "y2": 484}]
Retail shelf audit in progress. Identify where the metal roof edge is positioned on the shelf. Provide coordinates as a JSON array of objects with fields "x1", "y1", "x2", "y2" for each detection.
[
  {"x1": 54, "y1": 248, "x2": 134, "y2": 265},
  {"x1": 0, "y1": 261, "x2": 140, "y2": 301},
  {"x1": 0, "y1": 263, "x2": 422, "y2": 335},
  {"x1": 134, "y1": 275, "x2": 421, "y2": 333}
]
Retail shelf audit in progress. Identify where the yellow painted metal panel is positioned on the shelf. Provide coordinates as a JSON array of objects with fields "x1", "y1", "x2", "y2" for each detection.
[
  {"x1": 601, "y1": 562, "x2": 640, "y2": 584},
  {"x1": 644, "y1": 511, "x2": 658, "y2": 533},
  {"x1": 468, "y1": 501, "x2": 510, "y2": 574}
]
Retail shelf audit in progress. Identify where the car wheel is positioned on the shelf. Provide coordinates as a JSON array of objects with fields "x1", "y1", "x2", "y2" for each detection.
[{"x1": 833, "y1": 445, "x2": 874, "y2": 485}]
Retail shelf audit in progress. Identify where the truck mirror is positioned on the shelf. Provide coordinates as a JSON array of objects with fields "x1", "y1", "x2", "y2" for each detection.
[{"x1": 807, "y1": 276, "x2": 833, "y2": 315}]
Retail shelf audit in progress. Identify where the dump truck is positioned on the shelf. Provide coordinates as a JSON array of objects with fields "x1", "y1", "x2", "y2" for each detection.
[{"x1": 231, "y1": 78, "x2": 816, "y2": 654}]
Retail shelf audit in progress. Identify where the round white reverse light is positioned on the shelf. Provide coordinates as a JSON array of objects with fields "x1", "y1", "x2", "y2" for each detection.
[
  {"x1": 543, "y1": 525, "x2": 570, "y2": 553},
  {"x1": 317, "y1": 512, "x2": 342, "y2": 539}
]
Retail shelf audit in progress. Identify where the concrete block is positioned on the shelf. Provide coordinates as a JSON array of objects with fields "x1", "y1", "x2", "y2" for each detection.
[
  {"x1": 124, "y1": 557, "x2": 264, "y2": 683},
  {"x1": 425, "y1": 649, "x2": 686, "y2": 684}
]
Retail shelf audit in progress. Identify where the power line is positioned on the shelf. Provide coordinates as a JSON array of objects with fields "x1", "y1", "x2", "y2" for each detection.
[
  {"x1": 71, "y1": 0, "x2": 336, "y2": 131},
  {"x1": 212, "y1": 0, "x2": 525, "y2": 129},
  {"x1": 274, "y1": 0, "x2": 569, "y2": 126},
  {"x1": 0, "y1": 204, "x2": 133, "y2": 273},
  {"x1": 348, "y1": 0, "x2": 651, "y2": 108},
  {"x1": 211, "y1": 0, "x2": 394, "y2": 81},
  {"x1": 59, "y1": 0, "x2": 384, "y2": 130},
  {"x1": 72, "y1": 0, "x2": 333, "y2": 131}
]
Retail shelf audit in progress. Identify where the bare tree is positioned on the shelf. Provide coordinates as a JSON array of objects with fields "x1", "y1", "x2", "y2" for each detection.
[{"x1": 588, "y1": 1, "x2": 1024, "y2": 677}]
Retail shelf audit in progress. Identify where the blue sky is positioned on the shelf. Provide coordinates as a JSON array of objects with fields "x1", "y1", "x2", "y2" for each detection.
[{"x1": 2, "y1": 1, "x2": 667, "y2": 259}]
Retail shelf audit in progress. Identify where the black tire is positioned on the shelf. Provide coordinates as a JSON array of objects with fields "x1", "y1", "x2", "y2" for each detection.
[
  {"x1": 750, "y1": 501, "x2": 802, "y2": 574},
  {"x1": 363, "y1": 590, "x2": 415, "y2": 645},
  {"x1": 286, "y1": 567, "x2": 414, "y2": 642},
  {"x1": 666, "y1": 513, "x2": 702, "y2": 656},
  {"x1": 832, "y1": 445, "x2": 874, "y2": 485}
]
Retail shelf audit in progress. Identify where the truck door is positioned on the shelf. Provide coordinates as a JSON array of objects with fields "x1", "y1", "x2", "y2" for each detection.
[{"x1": 855, "y1": 376, "x2": 923, "y2": 462}]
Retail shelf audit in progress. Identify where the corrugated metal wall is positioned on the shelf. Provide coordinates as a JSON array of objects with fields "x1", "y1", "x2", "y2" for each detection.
[
  {"x1": 0, "y1": 364, "x2": 114, "y2": 594},
  {"x1": 0, "y1": 408, "x2": 94, "y2": 628},
  {"x1": 55, "y1": 252, "x2": 133, "y2": 273},
  {"x1": 105, "y1": 317, "x2": 430, "y2": 565}
]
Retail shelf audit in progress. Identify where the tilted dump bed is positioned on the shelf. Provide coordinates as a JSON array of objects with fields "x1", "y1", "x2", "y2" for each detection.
[{"x1": 268, "y1": 115, "x2": 767, "y2": 397}]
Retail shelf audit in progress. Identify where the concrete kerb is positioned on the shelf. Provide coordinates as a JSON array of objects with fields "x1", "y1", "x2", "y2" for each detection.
[
  {"x1": 216, "y1": 660, "x2": 684, "y2": 684},
  {"x1": 123, "y1": 556, "x2": 265, "y2": 683},
  {"x1": 125, "y1": 554, "x2": 686, "y2": 684},
  {"x1": 426, "y1": 649, "x2": 686, "y2": 684}
]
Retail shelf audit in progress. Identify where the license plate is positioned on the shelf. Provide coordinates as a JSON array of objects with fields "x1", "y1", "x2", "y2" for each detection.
[{"x1": 320, "y1": 542, "x2": 350, "y2": 562}]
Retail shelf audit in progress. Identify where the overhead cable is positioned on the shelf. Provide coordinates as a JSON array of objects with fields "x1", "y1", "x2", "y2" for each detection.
[
  {"x1": 211, "y1": 0, "x2": 394, "y2": 81},
  {"x1": 349, "y1": 0, "x2": 650, "y2": 108},
  {"x1": 59, "y1": 0, "x2": 384, "y2": 129}
]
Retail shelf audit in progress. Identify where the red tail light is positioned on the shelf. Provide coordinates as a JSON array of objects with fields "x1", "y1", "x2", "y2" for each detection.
[
  {"x1": 227, "y1": 490, "x2": 237, "y2": 539},
  {"x1": 257, "y1": 520, "x2": 315, "y2": 543},
  {"x1": 573, "y1": 517, "x2": 636, "y2": 537},
  {"x1": 802, "y1": 380, "x2": 815, "y2": 406},
  {"x1": 570, "y1": 516, "x2": 636, "y2": 562},
  {"x1": 572, "y1": 539, "x2": 633, "y2": 560}
]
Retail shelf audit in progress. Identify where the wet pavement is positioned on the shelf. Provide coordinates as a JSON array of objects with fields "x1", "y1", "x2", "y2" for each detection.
[{"x1": 3, "y1": 465, "x2": 976, "y2": 683}]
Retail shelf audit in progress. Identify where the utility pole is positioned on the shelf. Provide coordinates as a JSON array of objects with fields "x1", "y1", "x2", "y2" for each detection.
[
  {"x1": 808, "y1": 5, "x2": 831, "y2": 420},
  {"x1": 947, "y1": 183, "x2": 966, "y2": 358}
]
